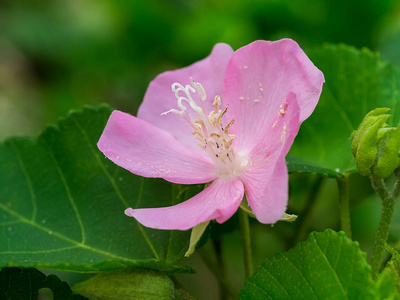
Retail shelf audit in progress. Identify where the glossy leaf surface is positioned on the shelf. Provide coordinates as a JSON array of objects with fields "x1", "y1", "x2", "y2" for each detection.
[
  {"x1": 241, "y1": 230, "x2": 376, "y2": 299},
  {"x1": 289, "y1": 44, "x2": 400, "y2": 177},
  {"x1": 0, "y1": 105, "x2": 197, "y2": 273}
]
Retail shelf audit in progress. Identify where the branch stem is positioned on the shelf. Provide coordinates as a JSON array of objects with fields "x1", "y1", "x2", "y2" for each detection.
[
  {"x1": 213, "y1": 239, "x2": 228, "y2": 300},
  {"x1": 370, "y1": 175, "x2": 396, "y2": 280},
  {"x1": 292, "y1": 176, "x2": 324, "y2": 247},
  {"x1": 239, "y1": 209, "x2": 253, "y2": 278},
  {"x1": 337, "y1": 175, "x2": 352, "y2": 239},
  {"x1": 198, "y1": 248, "x2": 236, "y2": 299}
]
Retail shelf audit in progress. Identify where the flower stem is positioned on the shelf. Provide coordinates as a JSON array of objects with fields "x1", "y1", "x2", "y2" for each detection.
[
  {"x1": 392, "y1": 168, "x2": 400, "y2": 199},
  {"x1": 239, "y1": 209, "x2": 253, "y2": 278},
  {"x1": 213, "y1": 238, "x2": 228, "y2": 300},
  {"x1": 336, "y1": 175, "x2": 352, "y2": 239},
  {"x1": 292, "y1": 176, "x2": 324, "y2": 247},
  {"x1": 198, "y1": 247, "x2": 236, "y2": 299},
  {"x1": 370, "y1": 175, "x2": 396, "y2": 280}
]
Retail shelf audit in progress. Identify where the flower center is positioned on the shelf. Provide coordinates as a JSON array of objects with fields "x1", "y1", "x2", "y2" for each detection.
[{"x1": 161, "y1": 78, "x2": 248, "y2": 176}]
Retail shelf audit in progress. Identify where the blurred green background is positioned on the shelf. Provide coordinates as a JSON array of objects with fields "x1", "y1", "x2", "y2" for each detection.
[
  {"x1": 2, "y1": 0, "x2": 400, "y2": 140},
  {"x1": 2, "y1": 0, "x2": 400, "y2": 298}
]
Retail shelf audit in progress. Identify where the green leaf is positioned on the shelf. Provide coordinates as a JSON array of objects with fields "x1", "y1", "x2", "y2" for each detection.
[
  {"x1": 73, "y1": 268, "x2": 194, "y2": 300},
  {"x1": 240, "y1": 230, "x2": 376, "y2": 300},
  {"x1": 384, "y1": 245, "x2": 400, "y2": 284},
  {"x1": 289, "y1": 44, "x2": 400, "y2": 177},
  {"x1": 0, "y1": 105, "x2": 197, "y2": 274},
  {"x1": 0, "y1": 267, "x2": 87, "y2": 300},
  {"x1": 376, "y1": 272, "x2": 400, "y2": 300},
  {"x1": 286, "y1": 156, "x2": 343, "y2": 178}
]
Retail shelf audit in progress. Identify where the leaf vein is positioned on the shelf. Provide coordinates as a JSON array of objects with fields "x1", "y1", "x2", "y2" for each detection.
[
  {"x1": 259, "y1": 264, "x2": 291, "y2": 298},
  {"x1": 326, "y1": 85, "x2": 354, "y2": 132},
  {"x1": 10, "y1": 140, "x2": 37, "y2": 222},
  {"x1": 0, "y1": 220, "x2": 21, "y2": 226},
  {"x1": 48, "y1": 149, "x2": 85, "y2": 244},
  {"x1": 246, "y1": 280, "x2": 275, "y2": 300},
  {"x1": 0, "y1": 246, "x2": 79, "y2": 254},
  {"x1": 346, "y1": 245, "x2": 356, "y2": 296},
  {"x1": 71, "y1": 115, "x2": 129, "y2": 208},
  {"x1": 71, "y1": 116, "x2": 161, "y2": 259},
  {"x1": 279, "y1": 250, "x2": 318, "y2": 299},
  {"x1": 314, "y1": 235, "x2": 347, "y2": 298},
  {"x1": 0, "y1": 202, "x2": 132, "y2": 261}
]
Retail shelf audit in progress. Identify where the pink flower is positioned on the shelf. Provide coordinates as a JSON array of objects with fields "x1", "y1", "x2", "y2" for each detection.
[{"x1": 98, "y1": 39, "x2": 324, "y2": 230}]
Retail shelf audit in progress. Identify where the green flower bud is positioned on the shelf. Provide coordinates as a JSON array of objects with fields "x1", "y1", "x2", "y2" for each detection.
[
  {"x1": 374, "y1": 123, "x2": 400, "y2": 178},
  {"x1": 351, "y1": 108, "x2": 390, "y2": 158},
  {"x1": 351, "y1": 108, "x2": 400, "y2": 178}
]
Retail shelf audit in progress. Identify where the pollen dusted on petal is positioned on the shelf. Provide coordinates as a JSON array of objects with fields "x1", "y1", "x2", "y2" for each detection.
[
  {"x1": 273, "y1": 99, "x2": 289, "y2": 129},
  {"x1": 281, "y1": 123, "x2": 287, "y2": 142},
  {"x1": 279, "y1": 100, "x2": 288, "y2": 116},
  {"x1": 278, "y1": 100, "x2": 289, "y2": 142}
]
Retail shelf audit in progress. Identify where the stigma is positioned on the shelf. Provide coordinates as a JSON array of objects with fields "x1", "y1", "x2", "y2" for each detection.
[{"x1": 161, "y1": 78, "x2": 248, "y2": 176}]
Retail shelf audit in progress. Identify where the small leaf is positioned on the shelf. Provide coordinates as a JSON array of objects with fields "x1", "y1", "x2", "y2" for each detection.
[
  {"x1": 279, "y1": 213, "x2": 297, "y2": 222},
  {"x1": 289, "y1": 44, "x2": 400, "y2": 177},
  {"x1": 0, "y1": 267, "x2": 87, "y2": 300},
  {"x1": 286, "y1": 156, "x2": 343, "y2": 178},
  {"x1": 240, "y1": 230, "x2": 376, "y2": 300},
  {"x1": 376, "y1": 273, "x2": 400, "y2": 300},
  {"x1": 0, "y1": 105, "x2": 197, "y2": 274},
  {"x1": 184, "y1": 221, "x2": 210, "y2": 258}
]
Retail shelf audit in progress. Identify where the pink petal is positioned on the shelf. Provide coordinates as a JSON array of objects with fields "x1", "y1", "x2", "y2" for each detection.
[
  {"x1": 241, "y1": 160, "x2": 288, "y2": 224},
  {"x1": 97, "y1": 110, "x2": 217, "y2": 184},
  {"x1": 249, "y1": 92, "x2": 300, "y2": 159},
  {"x1": 138, "y1": 43, "x2": 234, "y2": 154},
  {"x1": 240, "y1": 93, "x2": 300, "y2": 223},
  {"x1": 223, "y1": 39, "x2": 324, "y2": 154},
  {"x1": 125, "y1": 178, "x2": 244, "y2": 230}
]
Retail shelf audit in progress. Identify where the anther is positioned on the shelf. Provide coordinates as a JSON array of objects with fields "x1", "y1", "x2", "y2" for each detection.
[
  {"x1": 210, "y1": 132, "x2": 222, "y2": 138},
  {"x1": 216, "y1": 105, "x2": 228, "y2": 124},
  {"x1": 220, "y1": 105, "x2": 228, "y2": 118},
  {"x1": 213, "y1": 95, "x2": 221, "y2": 111},
  {"x1": 224, "y1": 119, "x2": 235, "y2": 134},
  {"x1": 164, "y1": 78, "x2": 240, "y2": 170}
]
